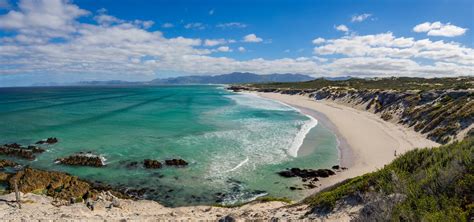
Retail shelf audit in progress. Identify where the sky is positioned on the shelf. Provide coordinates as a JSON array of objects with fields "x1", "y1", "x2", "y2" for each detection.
[{"x1": 0, "y1": 0, "x2": 473, "y2": 86}]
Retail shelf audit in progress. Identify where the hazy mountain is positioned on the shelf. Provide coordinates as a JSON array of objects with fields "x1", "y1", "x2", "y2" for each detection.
[{"x1": 149, "y1": 72, "x2": 314, "y2": 84}]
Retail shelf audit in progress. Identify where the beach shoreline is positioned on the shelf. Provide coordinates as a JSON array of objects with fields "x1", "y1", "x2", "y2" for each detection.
[{"x1": 255, "y1": 92, "x2": 440, "y2": 194}]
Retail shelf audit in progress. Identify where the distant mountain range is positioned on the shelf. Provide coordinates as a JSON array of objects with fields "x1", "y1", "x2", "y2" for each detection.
[
  {"x1": 149, "y1": 72, "x2": 314, "y2": 84},
  {"x1": 71, "y1": 72, "x2": 315, "y2": 86}
]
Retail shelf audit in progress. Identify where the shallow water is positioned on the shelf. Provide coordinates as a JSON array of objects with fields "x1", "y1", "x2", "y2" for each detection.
[{"x1": 0, "y1": 85, "x2": 338, "y2": 206}]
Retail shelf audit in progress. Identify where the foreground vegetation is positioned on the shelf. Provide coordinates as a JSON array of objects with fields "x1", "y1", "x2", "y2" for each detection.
[
  {"x1": 249, "y1": 76, "x2": 474, "y2": 91},
  {"x1": 304, "y1": 136, "x2": 473, "y2": 221}
]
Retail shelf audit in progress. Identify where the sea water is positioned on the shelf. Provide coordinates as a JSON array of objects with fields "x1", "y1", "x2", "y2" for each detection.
[{"x1": 0, "y1": 85, "x2": 338, "y2": 206}]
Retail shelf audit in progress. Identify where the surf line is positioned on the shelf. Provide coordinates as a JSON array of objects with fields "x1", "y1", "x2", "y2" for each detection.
[
  {"x1": 236, "y1": 91, "x2": 319, "y2": 158},
  {"x1": 225, "y1": 157, "x2": 250, "y2": 173}
]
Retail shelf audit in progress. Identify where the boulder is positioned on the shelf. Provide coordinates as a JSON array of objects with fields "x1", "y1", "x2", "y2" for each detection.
[
  {"x1": 35, "y1": 137, "x2": 58, "y2": 145},
  {"x1": 143, "y1": 159, "x2": 162, "y2": 169},
  {"x1": 56, "y1": 152, "x2": 106, "y2": 167},
  {"x1": 164, "y1": 159, "x2": 188, "y2": 167},
  {"x1": 0, "y1": 159, "x2": 18, "y2": 168}
]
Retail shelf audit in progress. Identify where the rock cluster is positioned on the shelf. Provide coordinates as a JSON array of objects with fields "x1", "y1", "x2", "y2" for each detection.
[
  {"x1": 143, "y1": 159, "x2": 162, "y2": 168},
  {"x1": 35, "y1": 137, "x2": 58, "y2": 144},
  {"x1": 165, "y1": 159, "x2": 188, "y2": 167},
  {"x1": 56, "y1": 152, "x2": 106, "y2": 167},
  {"x1": 0, "y1": 144, "x2": 36, "y2": 160},
  {"x1": 278, "y1": 167, "x2": 343, "y2": 190},
  {"x1": 278, "y1": 168, "x2": 336, "y2": 179},
  {"x1": 0, "y1": 159, "x2": 17, "y2": 168}
]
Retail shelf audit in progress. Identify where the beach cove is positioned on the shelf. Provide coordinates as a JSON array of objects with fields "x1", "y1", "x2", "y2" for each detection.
[{"x1": 0, "y1": 85, "x2": 340, "y2": 206}]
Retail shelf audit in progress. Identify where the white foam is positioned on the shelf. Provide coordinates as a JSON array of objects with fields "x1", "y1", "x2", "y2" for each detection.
[
  {"x1": 225, "y1": 157, "x2": 249, "y2": 173},
  {"x1": 287, "y1": 116, "x2": 318, "y2": 157}
]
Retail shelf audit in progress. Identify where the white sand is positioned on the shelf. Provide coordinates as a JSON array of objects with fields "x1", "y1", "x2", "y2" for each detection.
[
  {"x1": 257, "y1": 92, "x2": 439, "y2": 192},
  {"x1": 0, "y1": 92, "x2": 440, "y2": 221}
]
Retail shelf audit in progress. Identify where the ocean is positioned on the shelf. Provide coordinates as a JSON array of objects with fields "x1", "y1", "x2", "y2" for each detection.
[{"x1": 0, "y1": 85, "x2": 339, "y2": 206}]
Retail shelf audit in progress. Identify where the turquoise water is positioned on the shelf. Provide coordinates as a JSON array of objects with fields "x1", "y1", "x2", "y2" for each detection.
[{"x1": 0, "y1": 85, "x2": 338, "y2": 206}]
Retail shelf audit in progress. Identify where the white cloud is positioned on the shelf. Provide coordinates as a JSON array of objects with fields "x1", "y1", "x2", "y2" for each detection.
[
  {"x1": 312, "y1": 37, "x2": 325, "y2": 44},
  {"x1": 161, "y1": 22, "x2": 173, "y2": 28},
  {"x1": 313, "y1": 32, "x2": 474, "y2": 68},
  {"x1": 0, "y1": 0, "x2": 11, "y2": 9},
  {"x1": 204, "y1": 38, "x2": 227, "y2": 46},
  {"x1": 413, "y1": 21, "x2": 467, "y2": 37},
  {"x1": 243, "y1": 33, "x2": 262, "y2": 43},
  {"x1": 217, "y1": 46, "x2": 231, "y2": 52},
  {"x1": 0, "y1": 0, "x2": 89, "y2": 38},
  {"x1": 335, "y1": 24, "x2": 349, "y2": 33},
  {"x1": 0, "y1": 0, "x2": 472, "y2": 84},
  {"x1": 238, "y1": 46, "x2": 245, "y2": 52},
  {"x1": 351, "y1": 13, "x2": 371, "y2": 22},
  {"x1": 216, "y1": 22, "x2": 247, "y2": 29},
  {"x1": 184, "y1": 22, "x2": 205, "y2": 30}
]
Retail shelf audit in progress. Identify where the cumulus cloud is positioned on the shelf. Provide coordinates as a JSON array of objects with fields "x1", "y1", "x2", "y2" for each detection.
[
  {"x1": 312, "y1": 37, "x2": 325, "y2": 44},
  {"x1": 334, "y1": 24, "x2": 349, "y2": 33},
  {"x1": 351, "y1": 13, "x2": 371, "y2": 22},
  {"x1": 0, "y1": 0, "x2": 11, "y2": 9},
  {"x1": 238, "y1": 46, "x2": 245, "y2": 52},
  {"x1": 216, "y1": 22, "x2": 247, "y2": 29},
  {"x1": 243, "y1": 33, "x2": 262, "y2": 43},
  {"x1": 413, "y1": 21, "x2": 467, "y2": 37},
  {"x1": 216, "y1": 46, "x2": 231, "y2": 52},
  {"x1": 204, "y1": 38, "x2": 227, "y2": 46}
]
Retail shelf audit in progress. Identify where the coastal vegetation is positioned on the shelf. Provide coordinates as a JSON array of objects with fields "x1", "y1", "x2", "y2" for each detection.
[
  {"x1": 304, "y1": 137, "x2": 474, "y2": 221},
  {"x1": 249, "y1": 76, "x2": 474, "y2": 91}
]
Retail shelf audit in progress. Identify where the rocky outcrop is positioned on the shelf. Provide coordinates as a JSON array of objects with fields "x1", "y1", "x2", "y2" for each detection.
[
  {"x1": 56, "y1": 152, "x2": 106, "y2": 167},
  {"x1": 165, "y1": 159, "x2": 188, "y2": 167},
  {"x1": 0, "y1": 144, "x2": 36, "y2": 160},
  {"x1": 35, "y1": 137, "x2": 58, "y2": 144},
  {"x1": 0, "y1": 142, "x2": 47, "y2": 160},
  {"x1": 8, "y1": 167, "x2": 94, "y2": 201},
  {"x1": 0, "y1": 159, "x2": 18, "y2": 168},
  {"x1": 143, "y1": 159, "x2": 162, "y2": 168},
  {"x1": 278, "y1": 168, "x2": 336, "y2": 179}
]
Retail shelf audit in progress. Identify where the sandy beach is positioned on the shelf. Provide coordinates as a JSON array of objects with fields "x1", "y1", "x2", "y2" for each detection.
[
  {"x1": 256, "y1": 92, "x2": 440, "y2": 193},
  {"x1": 0, "y1": 92, "x2": 441, "y2": 221}
]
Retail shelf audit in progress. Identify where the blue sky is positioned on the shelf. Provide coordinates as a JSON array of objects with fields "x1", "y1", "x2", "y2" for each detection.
[{"x1": 0, "y1": 0, "x2": 473, "y2": 86}]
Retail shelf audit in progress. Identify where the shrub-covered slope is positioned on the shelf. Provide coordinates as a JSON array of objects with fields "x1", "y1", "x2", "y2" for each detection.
[{"x1": 304, "y1": 137, "x2": 474, "y2": 221}]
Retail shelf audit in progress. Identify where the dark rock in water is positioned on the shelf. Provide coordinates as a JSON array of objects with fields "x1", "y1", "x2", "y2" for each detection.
[
  {"x1": 35, "y1": 137, "x2": 58, "y2": 145},
  {"x1": 278, "y1": 168, "x2": 336, "y2": 179},
  {"x1": 27, "y1": 145, "x2": 45, "y2": 153},
  {"x1": 0, "y1": 145, "x2": 36, "y2": 160},
  {"x1": 56, "y1": 152, "x2": 106, "y2": 167},
  {"x1": 0, "y1": 159, "x2": 18, "y2": 168},
  {"x1": 143, "y1": 159, "x2": 162, "y2": 169},
  {"x1": 3, "y1": 143, "x2": 21, "y2": 149},
  {"x1": 164, "y1": 158, "x2": 188, "y2": 167},
  {"x1": 8, "y1": 167, "x2": 93, "y2": 200},
  {"x1": 341, "y1": 167, "x2": 348, "y2": 170},
  {"x1": 36, "y1": 137, "x2": 58, "y2": 144},
  {"x1": 332, "y1": 165, "x2": 340, "y2": 170}
]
